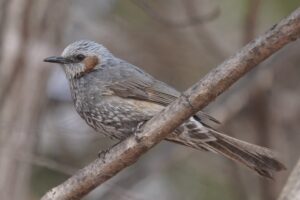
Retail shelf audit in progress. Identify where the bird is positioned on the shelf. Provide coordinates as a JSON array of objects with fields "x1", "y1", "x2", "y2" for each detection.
[{"x1": 44, "y1": 40, "x2": 285, "y2": 178}]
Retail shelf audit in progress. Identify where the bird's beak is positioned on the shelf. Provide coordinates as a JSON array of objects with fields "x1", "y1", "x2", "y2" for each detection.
[{"x1": 43, "y1": 56, "x2": 72, "y2": 64}]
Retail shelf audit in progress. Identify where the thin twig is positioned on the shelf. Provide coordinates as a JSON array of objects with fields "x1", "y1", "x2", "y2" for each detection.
[
  {"x1": 243, "y1": 0, "x2": 261, "y2": 44},
  {"x1": 131, "y1": 0, "x2": 220, "y2": 28},
  {"x1": 0, "y1": 0, "x2": 10, "y2": 61},
  {"x1": 41, "y1": 7, "x2": 300, "y2": 200},
  {"x1": 180, "y1": 0, "x2": 226, "y2": 61}
]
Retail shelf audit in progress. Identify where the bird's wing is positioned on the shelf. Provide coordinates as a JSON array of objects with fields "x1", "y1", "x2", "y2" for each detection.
[
  {"x1": 104, "y1": 62, "x2": 178, "y2": 105},
  {"x1": 107, "y1": 64, "x2": 220, "y2": 124},
  {"x1": 108, "y1": 77, "x2": 179, "y2": 105}
]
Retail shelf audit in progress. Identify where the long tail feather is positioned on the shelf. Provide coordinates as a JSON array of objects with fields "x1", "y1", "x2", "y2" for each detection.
[
  {"x1": 167, "y1": 119, "x2": 286, "y2": 178},
  {"x1": 205, "y1": 130, "x2": 285, "y2": 178}
]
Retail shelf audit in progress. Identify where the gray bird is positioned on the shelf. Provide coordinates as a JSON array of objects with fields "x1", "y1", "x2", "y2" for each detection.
[{"x1": 44, "y1": 40, "x2": 285, "y2": 178}]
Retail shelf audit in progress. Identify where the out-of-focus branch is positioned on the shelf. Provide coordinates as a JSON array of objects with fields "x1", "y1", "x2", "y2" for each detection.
[
  {"x1": 180, "y1": 0, "x2": 226, "y2": 61},
  {"x1": 41, "y1": 8, "x2": 300, "y2": 200},
  {"x1": 27, "y1": 155, "x2": 78, "y2": 176},
  {"x1": 250, "y1": 89, "x2": 275, "y2": 200},
  {"x1": 209, "y1": 67, "x2": 274, "y2": 123},
  {"x1": 0, "y1": 0, "x2": 34, "y2": 111},
  {"x1": 0, "y1": 0, "x2": 68, "y2": 199},
  {"x1": 278, "y1": 158, "x2": 300, "y2": 200},
  {"x1": 26, "y1": 154, "x2": 145, "y2": 200},
  {"x1": 0, "y1": 0, "x2": 10, "y2": 60},
  {"x1": 212, "y1": 0, "x2": 262, "y2": 123},
  {"x1": 244, "y1": 0, "x2": 261, "y2": 44},
  {"x1": 0, "y1": 0, "x2": 37, "y2": 199},
  {"x1": 36, "y1": 0, "x2": 69, "y2": 46},
  {"x1": 131, "y1": 0, "x2": 220, "y2": 28}
]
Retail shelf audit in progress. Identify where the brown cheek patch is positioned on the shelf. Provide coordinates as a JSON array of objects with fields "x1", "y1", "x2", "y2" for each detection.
[{"x1": 83, "y1": 56, "x2": 99, "y2": 72}]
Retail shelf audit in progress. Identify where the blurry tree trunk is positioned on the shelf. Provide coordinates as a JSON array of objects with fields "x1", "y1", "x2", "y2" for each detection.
[
  {"x1": 278, "y1": 158, "x2": 300, "y2": 200},
  {"x1": 0, "y1": 0, "x2": 10, "y2": 61},
  {"x1": 0, "y1": 0, "x2": 33, "y2": 110},
  {"x1": 250, "y1": 89, "x2": 275, "y2": 200},
  {"x1": 0, "y1": 0, "x2": 66, "y2": 199},
  {"x1": 0, "y1": 0, "x2": 43, "y2": 199}
]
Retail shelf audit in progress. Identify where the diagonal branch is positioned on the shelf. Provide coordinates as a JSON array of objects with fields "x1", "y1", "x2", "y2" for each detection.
[
  {"x1": 41, "y1": 7, "x2": 300, "y2": 200},
  {"x1": 131, "y1": 0, "x2": 220, "y2": 28},
  {"x1": 278, "y1": 157, "x2": 300, "y2": 200}
]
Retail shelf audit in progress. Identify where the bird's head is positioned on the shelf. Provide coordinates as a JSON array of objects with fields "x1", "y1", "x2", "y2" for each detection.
[{"x1": 44, "y1": 40, "x2": 114, "y2": 79}]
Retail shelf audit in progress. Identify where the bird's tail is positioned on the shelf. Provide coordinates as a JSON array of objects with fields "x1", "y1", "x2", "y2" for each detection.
[{"x1": 167, "y1": 118, "x2": 286, "y2": 178}]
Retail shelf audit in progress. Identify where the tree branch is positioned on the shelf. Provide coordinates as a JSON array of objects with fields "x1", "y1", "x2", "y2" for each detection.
[
  {"x1": 243, "y1": 0, "x2": 261, "y2": 44},
  {"x1": 131, "y1": 0, "x2": 220, "y2": 28},
  {"x1": 41, "y1": 7, "x2": 300, "y2": 200},
  {"x1": 278, "y1": 158, "x2": 300, "y2": 200}
]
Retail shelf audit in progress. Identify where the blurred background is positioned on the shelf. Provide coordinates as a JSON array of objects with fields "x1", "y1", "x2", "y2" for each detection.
[{"x1": 0, "y1": 0, "x2": 300, "y2": 199}]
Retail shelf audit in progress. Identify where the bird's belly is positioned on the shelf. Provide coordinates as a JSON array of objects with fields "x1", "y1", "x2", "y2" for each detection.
[{"x1": 79, "y1": 97, "x2": 163, "y2": 140}]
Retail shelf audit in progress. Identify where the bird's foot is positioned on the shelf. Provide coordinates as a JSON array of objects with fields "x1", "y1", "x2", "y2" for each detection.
[
  {"x1": 97, "y1": 140, "x2": 123, "y2": 160},
  {"x1": 134, "y1": 121, "x2": 147, "y2": 142},
  {"x1": 98, "y1": 149, "x2": 109, "y2": 160}
]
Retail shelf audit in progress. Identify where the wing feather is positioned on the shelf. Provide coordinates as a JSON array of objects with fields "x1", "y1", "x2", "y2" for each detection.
[{"x1": 107, "y1": 64, "x2": 220, "y2": 125}]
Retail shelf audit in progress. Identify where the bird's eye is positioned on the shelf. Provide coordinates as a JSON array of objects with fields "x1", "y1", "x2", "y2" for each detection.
[{"x1": 75, "y1": 54, "x2": 85, "y2": 61}]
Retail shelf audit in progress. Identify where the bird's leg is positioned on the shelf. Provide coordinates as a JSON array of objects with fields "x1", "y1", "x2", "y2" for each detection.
[
  {"x1": 98, "y1": 121, "x2": 147, "y2": 159},
  {"x1": 134, "y1": 121, "x2": 147, "y2": 142},
  {"x1": 97, "y1": 149, "x2": 108, "y2": 160},
  {"x1": 97, "y1": 140, "x2": 123, "y2": 160}
]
